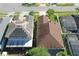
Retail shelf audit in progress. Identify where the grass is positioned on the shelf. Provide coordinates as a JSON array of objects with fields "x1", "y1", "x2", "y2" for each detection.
[
  {"x1": 0, "y1": 12, "x2": 7, "y2": 18},
  {"x1": 46, "y1": 9, "x2": 76, "y2": 22},
  {"x1": 56, "y1": 3, "x2": 74, "y2": 6},
  {"x1": 55, "y1": 11, "x2": 78, "y2": 16},
  {"x1": 29, "y1": 11, "x2": 39, "y2": 16},
  {"x1": 46, "y1": 3, "x2": 50, "y2": 6}
]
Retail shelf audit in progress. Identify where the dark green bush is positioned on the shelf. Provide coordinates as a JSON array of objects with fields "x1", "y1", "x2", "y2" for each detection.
[
  {"x1": 47, "y1": 9, "x2": 57, "y2": 22},
  {"x1": 56, "y1": 50, "x2": 68, "y2": 56},
  {"x1": 26, "y1": 47, "x2": 49, "y2": 56}
]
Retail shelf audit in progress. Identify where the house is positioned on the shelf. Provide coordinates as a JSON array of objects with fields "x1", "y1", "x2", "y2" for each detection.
[
  {"x1": 60, "y1": 15, "x2": 79, "y2": 56},
  {"x1": 37, "y1": 15, "x2": 64, "y2": 49},
  {"x1": 0, "y1": 13, "x2": 34, "y2": 51}
]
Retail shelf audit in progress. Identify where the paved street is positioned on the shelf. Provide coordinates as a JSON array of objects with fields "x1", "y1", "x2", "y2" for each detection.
[{"x1": 0, "y1": 3, "x2": 78, "y2": 13}]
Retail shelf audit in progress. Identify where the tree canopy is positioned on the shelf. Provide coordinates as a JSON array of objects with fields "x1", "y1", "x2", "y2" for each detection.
[
  {"x1": 47, "y1": 9, "x2": 57, "y2": 22},
  {"x1": 47, "y1": 9, "x2": 55, "y2": 15}
]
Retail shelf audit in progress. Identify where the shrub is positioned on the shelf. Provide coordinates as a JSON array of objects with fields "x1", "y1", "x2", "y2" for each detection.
[
  {"x1": 29, "y1": 11, "x2": 39, "y2": 16},
  {"x1": 29, "y1": 11, "x2": 39, "y2": 22},
  {"x1": 56, "y1": 50, "x2": 68, "y2": 56},
  {"x1": 47, "y1": 9, "x2": 57, "y2": 22},
  {"x1": 47, "y1": 9, "x2": 54, "y2": 15},
  {"x1": 25, "y1": 47, "x2": 49, "y2": 56}
]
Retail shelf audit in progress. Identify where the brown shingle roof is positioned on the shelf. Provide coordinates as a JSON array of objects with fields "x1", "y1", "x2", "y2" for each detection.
[{"x1": 37, "y1": 15, "x2": 64, "y2": 48}]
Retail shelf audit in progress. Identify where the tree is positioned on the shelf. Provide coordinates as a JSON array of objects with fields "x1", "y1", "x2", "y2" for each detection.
[
  {"x1": 29, "y1": 11, "x2": 39, "y2": 22},
  {"x1": 47, "y1": 9, "x2": 55, "y2": 16},
  {"x1": 25, "y1": 47, "x2": 49, "y2": 56},
  {"x1": 47, "y1": 9, "x2": 57, "y2": 22}
]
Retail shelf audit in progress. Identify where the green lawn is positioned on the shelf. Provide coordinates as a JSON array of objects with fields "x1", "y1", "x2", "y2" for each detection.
[
  {"x1": 46, "y1": 3, "x2": 50, "y2": 6},
  {"x1": 56, "y1": 3, "x2": 74, "y2": 6},
  {"x1": 55, "y1": 11, "x2": 78, "y2": 16}
]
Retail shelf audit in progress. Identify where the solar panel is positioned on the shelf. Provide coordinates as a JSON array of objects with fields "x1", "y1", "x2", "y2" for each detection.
[
  {"x1": 10, "y1": 28, "x2": 27, "y2": 37},
  {"x1": 6, "y1": 38, "x2": 29, "y2": 45}
]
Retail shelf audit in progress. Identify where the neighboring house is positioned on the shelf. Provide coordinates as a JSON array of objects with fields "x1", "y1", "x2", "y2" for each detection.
[
  {"x1": 37, "y1": 15, "x2": 64, "y2": 49},
  {"x1": 60, "y1": 16, "x2": 78, "y2": 33},
  {"x1": 60, "y1": 15, "x2": 79, "y2": 56},
  {"x1": 0, "y1": 13, "x2": 34, "y2": 51}
]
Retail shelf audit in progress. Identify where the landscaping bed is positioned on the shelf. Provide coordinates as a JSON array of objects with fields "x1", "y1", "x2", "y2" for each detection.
[{"x1": 0, "y1": 12, "x2": 7, "y2": 18}]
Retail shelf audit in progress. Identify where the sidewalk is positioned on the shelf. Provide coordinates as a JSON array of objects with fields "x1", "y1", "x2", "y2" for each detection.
[{"x1": 39, "y1": 11, "x2": 46, "y2": 16}]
